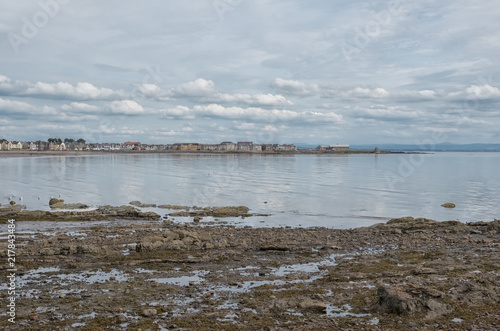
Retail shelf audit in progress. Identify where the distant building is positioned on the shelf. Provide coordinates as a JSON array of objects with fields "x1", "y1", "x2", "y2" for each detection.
[
  {"x1": 122, "y1": 142, "x2": 142, "y2": 150},
  {"x1": 237, "y1": 142, "x2": 253, "y2": 151},
  {"x1": 49, "y1": 142, "x2": 65, "y2": 151},
  {"x1": 11, "y1": 141, "x2": 23, "y2": 150},
  {"x1": 172, "y1": 143, "x2": 200, "y2": 151},
  {"x1": 332, "y1": 144, "x2": 349, "y2": 151},
  {"x1": 220, "y1": 142, "x2": 236, "y2": 151},
  {"x1": 316, "y1": 144, "x2": 350, "y2": 152}
]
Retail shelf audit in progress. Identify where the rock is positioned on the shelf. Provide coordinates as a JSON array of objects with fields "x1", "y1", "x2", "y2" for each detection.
[
  {"x1": 299, "y1": 298, "x2": 327, "y2": 314},
  {"x1": 193, "y1": 216, "x2": 203, "y2": 223},
  {"x1": 39, "y1": 248, "x2": 54, "y2": 256},
  {"x1": 441, "y1": 203, "x2": 456, "y2": 208},
  {"x1": 49, "y1": 198, "x2": 89, "y2": 210},
  {"x1": 49, "y1": 198, "x2": 63, "y2": 206},
  {"x1": 212, "y1": 206, "x2": 250, "y2": 217},
  {"x1": 141, "y1": 308, "x2": 157, "y2": 317},
  {"x1": 9, "y1": 200, "x2": 16, "y2": 206},
  {"x1": 375, "y1": 284, "x2": 450, "y2": 318},
  {"x1": 158, "y1": 204, "x2": 189, "y2": 210},
  {"x1": 129, "y1": 201, "x2": 157, "y2": 208},
  {"x1": 412, "y1": 266, "x2": 438, "y2": 275},
  {"x1": 166, "y1": 240, "x2": 186, "y2": 250},
  {"x1": 162, "y1": 230, "x2": 180, "y2": 241},
  {"x1": 169, "y1": 205, "x2": 253, "y2": 218}
]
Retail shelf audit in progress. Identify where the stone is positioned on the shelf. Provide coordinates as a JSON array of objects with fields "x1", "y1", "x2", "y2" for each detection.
[
  {"x1": 299, "y1": 298, "x2": 327, "y2": 314},
  {"x1": 376, "y1": 284, "x2": 450, "y2": 318},
  {"x1": 141, "y1": 308, "x2": 157, "y2": 317},
  {"x1": 49, "y1": 198, "x2": 63, "y2": 206}
]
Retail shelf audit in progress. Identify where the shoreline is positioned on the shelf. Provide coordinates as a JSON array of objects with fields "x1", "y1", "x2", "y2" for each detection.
[
  {"x1": 0, "y1": 210, "x2": 498, "y2": 329},
  {"x1": 0, "y1": 149, "x2": 408, "y2": 158}
]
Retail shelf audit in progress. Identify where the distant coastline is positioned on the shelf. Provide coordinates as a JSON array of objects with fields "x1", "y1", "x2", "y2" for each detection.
[{"x1": 0, "y1": 149, "x2": 405, "y2": 158}]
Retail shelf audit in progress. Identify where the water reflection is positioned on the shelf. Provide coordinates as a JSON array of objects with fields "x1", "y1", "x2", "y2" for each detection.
[{"x1": 1, "y1": 152, "x2": 499, "y2": 228}]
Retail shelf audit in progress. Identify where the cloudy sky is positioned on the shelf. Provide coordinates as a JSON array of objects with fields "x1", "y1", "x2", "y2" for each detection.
[{"x1": 1, "y1": 0, "x2": 499, "y2": 145}]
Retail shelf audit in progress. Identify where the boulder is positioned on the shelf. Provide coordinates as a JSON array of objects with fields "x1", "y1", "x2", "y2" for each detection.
[
  {"x1": 299, "y1": 298, "x2": 327, "y2": 314},
  {"x1": 375, "y1": 284, "x2": 451, "y2": 318},
  {"x1": 212, "y1": 206, "x2": 250, "y2": 217},
  {"x1": 129, "y1": 201, "x2": 157, "y2": 208},
  {"x1": 49, "y1": 198, "x2": 89, "y2": 209},
  {"x1": 141, "y1": 308, "x2": 157, "y2": 317}
]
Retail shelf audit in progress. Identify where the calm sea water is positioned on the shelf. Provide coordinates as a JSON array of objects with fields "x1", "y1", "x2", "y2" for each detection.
[{"x1": 1, "y1": 152, "x2": 499, "y2": 228}]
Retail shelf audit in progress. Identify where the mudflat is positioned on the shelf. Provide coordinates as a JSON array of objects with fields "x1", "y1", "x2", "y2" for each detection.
[{"x1": 1, "y1": 205, "x2": 499, "y2": 330}]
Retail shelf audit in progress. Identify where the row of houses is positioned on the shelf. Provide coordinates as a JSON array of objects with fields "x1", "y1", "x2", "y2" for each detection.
[
  {"x1": 0, "y1": 141, "x2": 70, "y2": 151},
  {"x1": 170, "y1": 142, "x2": 297, "y2": 152},
  {"x1": 0, "y1": 140, "x2": 298, "y2": 152},
  {"x1": 121, "y1": 141, "x2": 297, "y2": 152}
]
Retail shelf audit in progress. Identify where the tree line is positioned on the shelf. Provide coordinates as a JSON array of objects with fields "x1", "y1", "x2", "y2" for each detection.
[{"x1": 47, "y1": 138, "x2": 86, "y2": 144}]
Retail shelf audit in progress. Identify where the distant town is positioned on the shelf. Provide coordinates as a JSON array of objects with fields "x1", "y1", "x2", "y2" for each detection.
[{"x1": 0, "y1": 138, "x2": 353, "y2": 153}]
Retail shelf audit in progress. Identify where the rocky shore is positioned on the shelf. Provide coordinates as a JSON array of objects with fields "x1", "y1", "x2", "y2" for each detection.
[{"x1": 1, "y1": 204, "x2": 499, "y2": 330}]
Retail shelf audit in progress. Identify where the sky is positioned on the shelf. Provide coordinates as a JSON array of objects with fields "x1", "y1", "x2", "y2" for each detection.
[{"x1": 1, "y1": 0, "x2": 499, "y2": 145}]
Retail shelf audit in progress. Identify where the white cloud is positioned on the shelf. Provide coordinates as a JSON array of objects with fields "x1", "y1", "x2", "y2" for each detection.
[
  {"x1": 151, "y1": 79, "x2": 293, "y2": 106},
  {"x1": 56, "y1": 113, "x2": 100, "y2": 122},
  {"x1": 0, "y1": 97, "x2": 33, "y2": 112},
  {"x1": 271, "y1": 78, "x2": 318, "y2": 97},
  {"x1": 107, "y1": 100, "x2": 144, "y2": 115},
  {"x1": 214, "y1": 93, "x2": 292, "y2": 106},
  {"x1": 38, "y1": 124, "x2": 88, "y2": 132},
  {"x1": 349, "y1": 106, "x2": 421, "y2": 121},
  {"x1": 0, "y1": 97, "x2": 58, "y2": 115},
  {"x1": 235, "y1": 122, "x2": 256, "y2": 130},
  {"x1": 61, "y1": 102, "x2": 100, "y2": 113},
  {"x1": 171, "y1": 78, "x2": 215, "y2": 97},
  {"x1": 0, "y1": 75, "x2": 10, "y2": 83},
  {"x1": 464, "y1": 85, "x2": 500, "y2": 99},
  {"x1": 263, "y1": 125, "x2": 279, "y2": 132},
  {"x1": 346, "y1": 87, "x2": 389, "y2": 98},
  {"x1": 137, "y1": 84, "x2": 169, "y2": 101},
  {"x1": 26, "y1": 82, "x2": 121, "y2": 100},
  {"x1": 418, "y1": 90, "x2": 436, "y2": 98},
  {"x1": 0, "y1": 75, "x2": 124, "y2": 101},
  {"x1": 97, "y1": 126, "x2": 145, "y2": 135},
  {"x1": 421, "y1": 127, "x2": 459, "y2": 133},
  {"x1": 161, "y1": 104, "x2": 342, "y2": 124}
]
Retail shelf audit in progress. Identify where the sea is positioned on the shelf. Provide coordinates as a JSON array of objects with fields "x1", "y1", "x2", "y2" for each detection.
[{"x1": 1, "y1": 152, "x2": 499, "y2": 229}]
